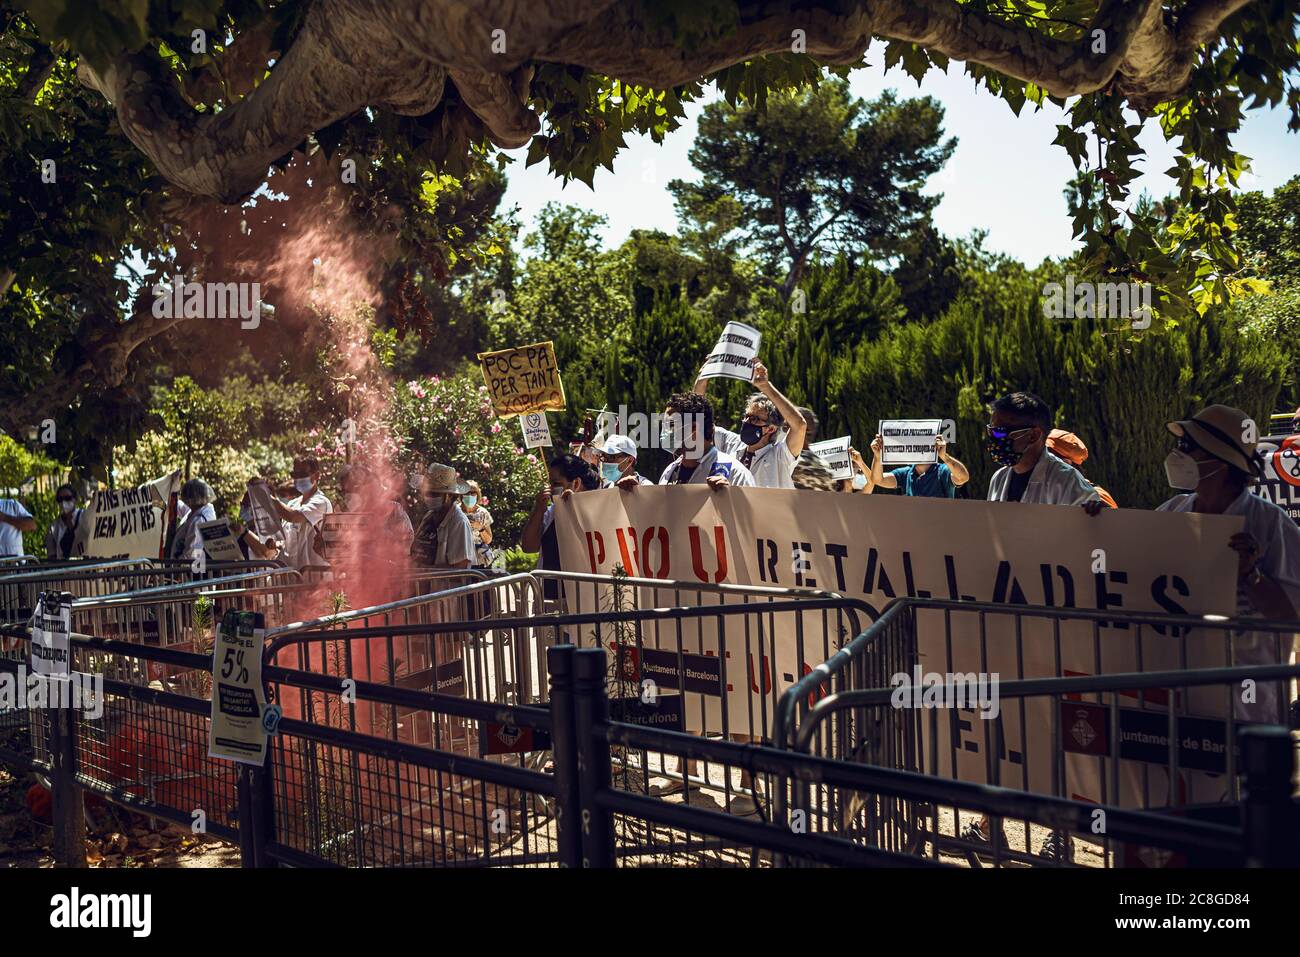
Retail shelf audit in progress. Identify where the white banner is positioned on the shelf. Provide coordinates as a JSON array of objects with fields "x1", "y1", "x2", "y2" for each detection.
[
  {"x1": 77, "y1": 471, "x2": 181, "y2": 559},
  {"x1": 879, "y1": 419, "x2": 942, "y2": 465},
  {"x1": 697, "y1": 321, "x2": 760, "y2": 382},
  {"x1": 809, "y1": 436, "x2": 853, "y2": 480},
  {"x1": 1254, "y1": 433, "x2": 1300, "y2": 525},
  {"x1": 31, "y1": 591, "x2": 72, "y2": 678},
  {"x1": 553, "y1": 487, "x2": 1244, "y2": 807}
]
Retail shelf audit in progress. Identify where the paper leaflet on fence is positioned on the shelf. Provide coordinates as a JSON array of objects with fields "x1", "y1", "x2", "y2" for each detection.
[
  {"x1": 552, "y1": 486, "x2": 1244, "y2": 808},
  {"x1": 30, "y1": 590, "x2": 72, "y2": 678},
  {"x1": 208, "y1": 609, "x2": 271, "y2": 765}
]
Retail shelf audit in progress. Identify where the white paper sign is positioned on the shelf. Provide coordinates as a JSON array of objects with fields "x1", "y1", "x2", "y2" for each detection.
[
  {"x1": 198, "y1": 518, "x2": 244, "y2": 562},
  {"x1": 697, "y1": 321, "x2": 761, "y2": 382},
  {"x1": 245, "y1": 480, "x2": 284, "y2": 538},
  {"x1": 809, "y1": 436, "x2": 853, "y2": 480},
  {"x1": 879, "y1": 419, "x2": 943, "y2": 465},
  {"x1": 521, "y1": 412, "x2": 553, "y2": 449},
  {"x1": 31, "y1": 591, "x2": 72, "y2": 678},
  {"x1": 209, "y1": 610, "x2": 269, "y2": 765}
]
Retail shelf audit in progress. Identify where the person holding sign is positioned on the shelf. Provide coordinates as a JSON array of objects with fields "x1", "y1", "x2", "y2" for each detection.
[
  {"x1": 522, "y1": 454, "x2": 602, "y2": 600},
  {"x1": 1157, "y1": 404, "x2": 1300, "y2": 724},
  {"x1": 870, "y1": 433, "x2": 969, "y2": 497},
  {"x1": 617, "y1": 392, "x2": 754, "y2": 490},
  {"x1": 694, "y1": 359, "x2": 806, "y2": 489},
  {"x1": 169, "y1": 479, "x2": 217, "y2": 560},
  {"x1": 263, "y1": 457, "x2": 333, "y2": 570},
  {"x1": 598, "y1": 435, "x2": 652, "y2": 486}
]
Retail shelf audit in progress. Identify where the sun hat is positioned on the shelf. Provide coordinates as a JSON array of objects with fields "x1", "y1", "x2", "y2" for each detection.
[
  {"x1": 423, "y1": 463, "x2": 470, "y2": 495},
  {"x1": 1167, "y1": 404, "x2": 1262, "y2": 477}
]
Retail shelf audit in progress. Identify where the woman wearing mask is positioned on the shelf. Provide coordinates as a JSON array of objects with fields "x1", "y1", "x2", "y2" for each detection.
[
  {"x1": 170, "y1": 478, "x2": 217, "y2": 561},
  {"x1": 521, "y1": 454, "x2": 600, "y2": 600},
  {"x1": 266, "y1": 457, "x2": 333, "y2": 570},
  {"x1": 410, "y1": 464, "x2": 474, "y2": 569},
  {"x1": 1157, "y1": 404, "x2": 1300, "y2": 724},
  {"x1": 836, "y1": 448, "x2": 874, "y2": 494},
  {"x1": 45, "y1": 484, "x2": 84, "y2": 559},
  {"x1": 459, "y1": 480, "x2": 498, "y2": 568}
]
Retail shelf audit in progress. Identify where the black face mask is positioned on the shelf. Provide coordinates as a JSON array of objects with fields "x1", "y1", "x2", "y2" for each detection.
[
  {"x1": 986, "y1": 431, "x2": 1028, "y2": 467},
  {"x1": 739, "y1": 422, "x2": 766, "y2": 447}
]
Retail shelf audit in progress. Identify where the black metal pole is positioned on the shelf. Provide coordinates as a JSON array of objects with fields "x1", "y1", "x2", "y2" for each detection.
[
  {"x1": 1240, "y1": 725, "x2": 1297, "y2": 867},
  {"x1": 547, "y1": 644, "x2": 581, "y2": 868},
  {"x1": 50, "y1": 706, "x2": 85, "y2": 867},
  {"x1": 573, "y1": 647, "x2": 615, "y2": 868}
]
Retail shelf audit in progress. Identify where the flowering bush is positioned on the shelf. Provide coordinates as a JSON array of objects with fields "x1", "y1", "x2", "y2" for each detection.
[{"x1": 387, "y1": 366, "x2": 546, "y2": 546}]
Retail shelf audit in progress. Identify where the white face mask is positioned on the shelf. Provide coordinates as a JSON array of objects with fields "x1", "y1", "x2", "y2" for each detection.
[
  {"x1": 1164, "y1": 449, "x2": 1224, "y2": 490},
  {"x1": 294, "y1": 477, "x2": 313, "y2": 494},
  {"x1": 59, "y1": 500, "x2": 75, "y2": 514},
  {"x1": 852, "y1": 473, "x2": 868, "y2": 491}
]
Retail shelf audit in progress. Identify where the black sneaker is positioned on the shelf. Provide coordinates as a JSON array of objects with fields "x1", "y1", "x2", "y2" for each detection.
[
  {"x1": 960, "y1": 819, "x2": 1006, "y2": 863},
  {"x1": 1037, "y1": 830, "x2": 1073, "y2": 864}
]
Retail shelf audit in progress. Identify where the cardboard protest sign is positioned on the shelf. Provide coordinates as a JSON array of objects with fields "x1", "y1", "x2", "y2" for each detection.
[
  {"x1": 521, "y1": 412, "x2": 553, "y2": 449},
  {"x1": 208, "y1": 609, "x2": 270, "y2": 765},
  {"x1": 1254, "y1": 433, "x2": 1300, "y2": 525},
  {"x1": 697, "y1": 321, "x2": 760, "y2": 383},
  {"x1": 477, "y1": 341, "x2": 566, "y2": 416},
  {"x1": 809, "y1": 436, "x2": 853, "y2": 480},
  {"x1": 77, "y1": 470, "x2": 181, "y2": 559},
  {"x1": 31, "y1": 591, "x2": 72, "y2": 678},
  {"x1": 879, "y1": 419, "x2": 942, "y2": 465},
  {"x1": 553, "y1": 486, "x2": 1242, "y2": 808},
  {"x1": 197, "y1": 518, "x2": 243, "y2": 562}
]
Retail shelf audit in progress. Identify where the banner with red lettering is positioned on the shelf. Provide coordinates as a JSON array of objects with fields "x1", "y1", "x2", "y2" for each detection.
[{"x1": 553, "y1": 487, "x2": 1245, "y2": 807}]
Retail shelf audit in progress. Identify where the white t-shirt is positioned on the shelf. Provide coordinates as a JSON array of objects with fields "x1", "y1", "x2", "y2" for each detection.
[
  {"x1": 171, "y1": 503, "x2": 216, "y2": 559},
  {"x1": 1158, "y1": 488, "x2": 1300, "y2": 721},
  {"x1": 282, "y1": 491, "x2": 333, "y2": 569},
  {"x1": 714, "y1": 426, "x2": 797, "y2": 489},
  {"x1": 659, "y1": 446, "x2": 756, "y2": 486},
  {"x1": 987, "y1": 450, "x2": 1100, "y2": 506},
  {"x1": 0, "y1": 499, "x2": 32, "y2": 557}
]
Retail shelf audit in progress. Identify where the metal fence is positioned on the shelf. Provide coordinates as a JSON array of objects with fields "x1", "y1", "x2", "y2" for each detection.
[{"x1": 0, "y1": 627, "x2": 1294, "y2": 869}]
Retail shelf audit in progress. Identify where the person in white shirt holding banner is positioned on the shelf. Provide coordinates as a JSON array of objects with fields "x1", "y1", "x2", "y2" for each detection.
[{"x1": 694, "y1": 358, "x2": 807, "y2": 489}]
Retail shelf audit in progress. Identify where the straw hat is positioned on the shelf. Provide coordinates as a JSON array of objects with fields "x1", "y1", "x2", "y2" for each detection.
[
  {"x1": 1167, "y1": 404, "x2": 1262, "y2": 477},
  {"x1": 423, "y1": 463, "x2": 470, "y2": 495}
]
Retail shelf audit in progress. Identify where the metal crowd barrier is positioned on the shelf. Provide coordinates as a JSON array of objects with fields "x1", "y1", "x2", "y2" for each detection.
[{"x1": 0, "y1": 631, "x2": 1294, "y2": 869}]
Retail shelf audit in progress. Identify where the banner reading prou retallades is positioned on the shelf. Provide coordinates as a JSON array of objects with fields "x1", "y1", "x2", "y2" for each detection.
[{"x1": 553, "y1": 487, "x2": 1244, "y2": 807}]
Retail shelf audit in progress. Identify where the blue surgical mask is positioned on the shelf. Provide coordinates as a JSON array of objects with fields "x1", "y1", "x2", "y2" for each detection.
[
  {"x1": 294, "y1": 477, "x2": 313, "y2": 494},
  {"x1": 600, "y1": 463, "x2": 623, "y2": 484},
  {"x1": 462, "y1": 494, "x2": 478, "y2": 508},
  {"x1": 852, "y1": 473, "x2": 867, "y2": 491}
]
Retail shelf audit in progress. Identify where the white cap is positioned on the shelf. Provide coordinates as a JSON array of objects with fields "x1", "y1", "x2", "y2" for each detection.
[{"x1": 599, "y1": 435, "x2": 638, "y2": 459}]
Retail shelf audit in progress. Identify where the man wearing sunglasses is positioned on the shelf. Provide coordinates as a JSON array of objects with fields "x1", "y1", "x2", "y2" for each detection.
[
  {"x1": 984, "y1": 392, "x2": 1100, "y2": 507},
  {"x1": 1157, "y1": 404, "x2": 1299, "y2": 727},
  {"x1": 695, "y1": 359, "x2": 806, "y2": 489}
]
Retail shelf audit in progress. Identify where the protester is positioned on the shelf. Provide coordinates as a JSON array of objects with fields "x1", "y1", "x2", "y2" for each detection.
[
  {"x1": 985, "y1": 392, "x2": 1100, "y2": 506},
  {"x1": 964, "y1": 392, "x2": 1099, "y2": 861},
  {"x1": 618, "y1": 392, "x2": 754, "y2": 491},
  {"x1": 598, "y1": 435, "x2": 652, "y2": 486},
  {"x1": 169, "y1": 478, "x2": 216, "y2": 560},
  {"x1": 44, "y1": 484, "x2": 83, "y2": 560},
  {"x1": 836, "y1": 448, "x2": 874, "y2": 494},
  {"x1": 522, "y1": 453, "x2": 601, "y2": 599},
  {"x1": 695, "y1": 359, "x2": 806, "y2": 488},
  {"x1": 1045, "y1": 429, "x2": 1118, "y2": 508},
  {"x1": 266, "y1": 457, "x2": 333, "y2": 570},
  {"x1": 0, "y1": 494, "x2": 36, "y2": 559},
  {"x1": 410, "y1": 464, "x2": 475, "y2": 569},
  {"x1": 870, "y1": 433, "x2": 970, "y2": 497},
  {"x1": 1156, "y1": 404, "x2": 1299, "y2": 724},
  {"x1": 232, "y1": 491, "x2": 281, "y2": 562},
  {"x1": 460, "y1": 479, "x2": 498, "y2": 568},
  {"x1": 339, "y1": 462, "x2": 415, "y2": 552}
]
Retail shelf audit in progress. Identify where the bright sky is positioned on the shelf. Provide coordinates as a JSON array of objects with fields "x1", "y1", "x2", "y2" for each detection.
[{"x1": 500, "y1": 58, "x2": 1300, "y2": 266}]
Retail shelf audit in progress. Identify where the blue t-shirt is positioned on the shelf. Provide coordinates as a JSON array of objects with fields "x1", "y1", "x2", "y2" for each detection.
[{"x1": 890, "y1": 463, "x2": 955, "y2": 498}]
